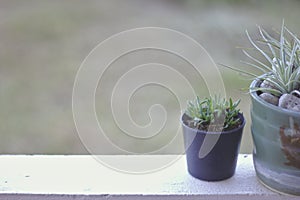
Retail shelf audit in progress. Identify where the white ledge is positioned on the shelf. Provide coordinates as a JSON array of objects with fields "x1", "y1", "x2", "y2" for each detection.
[{"x1": 0, "y1": 154, "x2": 298, "y2": 200}]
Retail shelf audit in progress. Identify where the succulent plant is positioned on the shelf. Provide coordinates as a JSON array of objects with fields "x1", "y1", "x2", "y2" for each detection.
[
  {"x1": 185, "y1": 96, "x2": 241, "y2": 132},
  {"x1": 224, "y1": 22, "x2": 300, "y2": 97}
]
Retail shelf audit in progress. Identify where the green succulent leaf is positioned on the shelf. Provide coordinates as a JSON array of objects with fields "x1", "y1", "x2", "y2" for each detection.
[{"x1": 185, "y1": 96, "x2": 241, "y2": 132}]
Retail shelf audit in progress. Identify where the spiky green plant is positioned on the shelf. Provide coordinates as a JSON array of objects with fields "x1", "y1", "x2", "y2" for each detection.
[
  {"x1": 185, "y1": 96, "x2": 241, "y2": 132},
  {"x1": 224, "y1": 22, "x2": 300, "y2": 96}
]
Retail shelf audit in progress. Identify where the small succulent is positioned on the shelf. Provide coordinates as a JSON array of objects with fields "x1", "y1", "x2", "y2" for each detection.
[{"x1": 185, "y1": 96, "x2": 241, "y2": 132}]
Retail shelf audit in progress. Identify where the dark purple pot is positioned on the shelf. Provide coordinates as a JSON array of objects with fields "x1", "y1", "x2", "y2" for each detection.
[{"x1": 181, "y1": 113, "x2": 245, "y2": 181}]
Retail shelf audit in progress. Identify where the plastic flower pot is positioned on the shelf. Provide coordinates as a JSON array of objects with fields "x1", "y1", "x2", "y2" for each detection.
[
  {"x1": 181, "y1": 113, "x2": 245, "y2": 181},
  {"x1": 250, "y1": 78, "x2": 300, "y2": 196}
]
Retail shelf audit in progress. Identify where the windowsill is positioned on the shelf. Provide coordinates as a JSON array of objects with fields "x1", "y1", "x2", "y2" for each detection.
[{"x1": 0, "y1": 154, "x2": 297, "y2": 199}]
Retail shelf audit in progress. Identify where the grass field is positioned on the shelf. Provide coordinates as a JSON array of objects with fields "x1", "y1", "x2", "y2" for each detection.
[{"x1": 1, "y1": 0, "x2": 300, "y2": 154}]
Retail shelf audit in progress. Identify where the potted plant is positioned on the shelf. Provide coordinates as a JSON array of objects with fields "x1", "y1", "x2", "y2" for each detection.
[
  {"x1": 181, "y1": 96, "x2": 245, "y2": 181},
  {"x1": 228, "y1": 23, "x2": 300, "y2": 195}
]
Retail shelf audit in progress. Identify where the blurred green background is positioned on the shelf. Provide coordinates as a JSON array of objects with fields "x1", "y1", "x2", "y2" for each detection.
[{"x1": 1, "y1": 0, "x2": 300, "y2": 154}]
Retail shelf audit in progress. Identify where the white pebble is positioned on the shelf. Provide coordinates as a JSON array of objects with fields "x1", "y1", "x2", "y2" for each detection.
[
  {"x1": 278, "y1": 93, "x2": 300, "y2": 111},
  {"x1": 259, "y1": 93, "x2": 279, "y2": 106}
]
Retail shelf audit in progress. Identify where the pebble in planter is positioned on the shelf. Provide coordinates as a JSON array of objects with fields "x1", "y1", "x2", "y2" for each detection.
[
  {"x1": 181, "y1": 96, "x2": 245, "y2": 181},
  {"x1": 278, "y1": 91, "x2": 300, "y2": 111},
  {"x1": 260, "y1": 79, "x2": 300, "y2": 109},
  {"x1": 259, "y1": 93, "x2": 279, "y2": 106},
  {"x1": 259, "y1": 80, "x2": 279, "y2": 106}
]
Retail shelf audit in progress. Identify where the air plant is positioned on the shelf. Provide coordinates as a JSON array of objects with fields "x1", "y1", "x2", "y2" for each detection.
[{"x1": 224, "y1": 22, "x2": 300, "y2": 97}]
